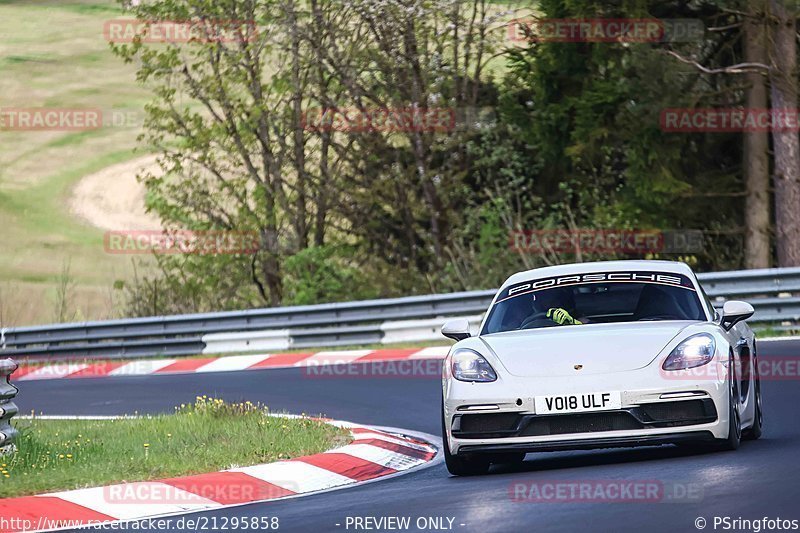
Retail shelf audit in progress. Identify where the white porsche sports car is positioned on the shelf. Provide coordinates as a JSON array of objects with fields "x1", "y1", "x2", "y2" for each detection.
[{"x1": 440, "y1": 260, "x2": 763, "y2": 476}]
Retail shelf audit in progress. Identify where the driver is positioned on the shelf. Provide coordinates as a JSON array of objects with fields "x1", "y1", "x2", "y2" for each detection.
[{"x1": 532, "y1": 288, "x2": 582, "y2": 326}]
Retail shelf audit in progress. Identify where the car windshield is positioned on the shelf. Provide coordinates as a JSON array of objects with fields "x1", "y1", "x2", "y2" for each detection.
[{"x1": 482, "y1": 271, "x2": 706, "y2": 334}]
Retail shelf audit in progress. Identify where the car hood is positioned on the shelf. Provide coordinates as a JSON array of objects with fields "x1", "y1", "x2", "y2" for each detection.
[{"x1": 479, "y1": 321, "x2": 696, "y2": 377}]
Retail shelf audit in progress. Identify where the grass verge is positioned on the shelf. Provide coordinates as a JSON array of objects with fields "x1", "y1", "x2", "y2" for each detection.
[
  {"x1": 0, "y1": 0, "x2": 154, "y2": 326},
  {"x1": 0, "y1": 397, "x2": 350, "y2": 498},
  {"x1": 756, "y1": 327, "x2": 800, "y2": 338}
]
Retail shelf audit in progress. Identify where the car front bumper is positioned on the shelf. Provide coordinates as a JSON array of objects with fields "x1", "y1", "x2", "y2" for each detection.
[{"x1": 443, "y1": 365, "x2": 730, "y2": 456}]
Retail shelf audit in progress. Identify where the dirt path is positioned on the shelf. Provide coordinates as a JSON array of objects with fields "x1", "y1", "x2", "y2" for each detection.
[{"x1": 69, "y1": 155, "x2": 163, "y2": 231}]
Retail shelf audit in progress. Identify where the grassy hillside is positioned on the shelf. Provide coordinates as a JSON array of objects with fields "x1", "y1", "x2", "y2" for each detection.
[
  {"x1": 0, "y1": 0, "x2": 528, "y2": 327},
  {"x1": 0, "y1": 0, "x2": 154, "y2": 326}
]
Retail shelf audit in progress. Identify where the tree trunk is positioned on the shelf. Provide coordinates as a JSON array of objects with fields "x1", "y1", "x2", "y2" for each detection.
[
  {"x1": 288, "y1": 1, "x2": 309, "y2": 250},
  {"x1": 769, "y1": 0, "x2": 800, "y2": 266},
  {"x1": 743, "y1": 6, "x2": 771, "y2": 268}
]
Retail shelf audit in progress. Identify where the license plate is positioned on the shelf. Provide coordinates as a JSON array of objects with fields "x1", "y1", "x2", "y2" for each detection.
[{"x1": 535, "y1": 392, "x2": 622, "y2": 415}]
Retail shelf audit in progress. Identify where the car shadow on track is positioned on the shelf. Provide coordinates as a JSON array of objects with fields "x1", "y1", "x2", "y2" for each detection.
[{"x1": 486, "y1": 442, "x2": 762, "y2": 476}]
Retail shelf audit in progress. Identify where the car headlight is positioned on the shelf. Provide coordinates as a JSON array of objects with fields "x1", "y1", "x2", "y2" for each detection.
[
  {"x1": 451, "y1": 349, "x2": 497, "y2": 382},
  {"x1": 662, "y1": 334, "x2": 716, "y2": 371}
]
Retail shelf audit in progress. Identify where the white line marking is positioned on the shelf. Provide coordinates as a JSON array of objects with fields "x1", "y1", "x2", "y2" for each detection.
[{"x1": 195, "y1": 354, "x2": 271, "y2": 373}]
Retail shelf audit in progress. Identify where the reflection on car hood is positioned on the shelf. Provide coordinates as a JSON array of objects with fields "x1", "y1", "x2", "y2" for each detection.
[{"x1": 480, "y1": 321, "x2": 696, "y2": 377}]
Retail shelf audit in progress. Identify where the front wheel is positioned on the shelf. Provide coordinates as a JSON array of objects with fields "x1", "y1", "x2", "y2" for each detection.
[
  {"x1": 716, "y1": 367, "x2": 742, "y2": 451},
  {"x1": 743, "y1": 361, "x2": 763, "y2": 440},
  {"x1": 441, "y1": 405, "x2": 490, "y2": 476}
]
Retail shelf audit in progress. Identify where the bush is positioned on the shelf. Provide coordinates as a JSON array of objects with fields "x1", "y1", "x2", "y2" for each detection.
[{"x1": 282, "y1": 246, "x2": 378, "y2": 306}]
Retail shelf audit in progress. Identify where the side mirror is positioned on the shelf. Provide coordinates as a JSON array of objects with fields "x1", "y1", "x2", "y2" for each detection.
[
  {"x1": 442, "y1": 318, "x2": 471, "y2": 341},
  {"x1": 721, "y1": 300, "x2": 754, "y2": 331}
]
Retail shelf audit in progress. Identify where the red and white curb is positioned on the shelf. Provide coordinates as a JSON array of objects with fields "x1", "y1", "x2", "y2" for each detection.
[
  {"x1": 0, "y1": 420, "x2": 439, "y2": 533},
  {"x1": 14, "y1": 347, "x2": 449, "y2": 382}
]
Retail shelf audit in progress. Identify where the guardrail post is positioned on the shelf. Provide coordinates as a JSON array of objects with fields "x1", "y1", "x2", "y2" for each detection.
[{"x1": 0, "y1": 358, "x2": 19, "y2": 453}]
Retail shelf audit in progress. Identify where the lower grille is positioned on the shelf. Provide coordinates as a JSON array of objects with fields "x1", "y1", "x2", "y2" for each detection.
[
  {"x1": 635, "y1": 399, "x2": 717, "y2": 427},
  {"x1": 458, "y1": 413, "x2": 520, "y2": 433},
  {"x1": 639, "y1": 400, "x2": 706, "y2": 420},
  {"x1": 520, "y1": 412, "x2": 642, "y2": 436}
]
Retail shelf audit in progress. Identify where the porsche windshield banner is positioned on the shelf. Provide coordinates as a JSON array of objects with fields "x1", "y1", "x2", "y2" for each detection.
[{"x1": 497, "y1": 271, "x2": 696, "y2": 303}]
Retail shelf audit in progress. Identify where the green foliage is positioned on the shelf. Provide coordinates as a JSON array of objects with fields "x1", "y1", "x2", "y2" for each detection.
[
  {"x1": 123, "y1": 254, "x2": 263, "y2": 317},
  {"x1": 282, "y1": 246, "x2": 378, "y2": 306},
  {"x1": 114, "y1": 0, "x2": 756, "y2": 313},
  {"x1": 491, "y1": 0, "x2": 748, "y2": 272}
]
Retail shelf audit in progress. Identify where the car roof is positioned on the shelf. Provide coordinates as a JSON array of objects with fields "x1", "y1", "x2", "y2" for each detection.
[{"x1": 502, "y1": 260, "x2": 696, "y2": 288}]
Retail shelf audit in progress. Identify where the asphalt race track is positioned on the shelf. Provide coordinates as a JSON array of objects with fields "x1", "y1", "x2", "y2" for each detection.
[{"x1": 17, "y1": 339, "x2": 800, "y2": 533}]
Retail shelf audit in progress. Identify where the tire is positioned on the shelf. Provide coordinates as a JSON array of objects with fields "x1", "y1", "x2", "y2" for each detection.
[
  {"x1": 716, "y1": 361, "x2": 742, "y2": 451},
  {"x1": 743, "y1": 351, "x2": 763, "y2": 441},
  {"x1": 441, "y1": 403, "x2": 491, "y2": 476}
]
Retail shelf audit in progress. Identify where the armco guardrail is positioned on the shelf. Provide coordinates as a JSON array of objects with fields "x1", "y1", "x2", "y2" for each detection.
[
  {"x1": 0, "y1": 359, "x2": 19, "y2": 450},
  {"x1": 1, "y1": 267, "x2": 799, "y2": 361},
  {"x1": 700, "y1": 267, "x2": 800, "y2": 298},
  {"x1": 0, "y1": 290, "x2": 494, "y2": 361}
]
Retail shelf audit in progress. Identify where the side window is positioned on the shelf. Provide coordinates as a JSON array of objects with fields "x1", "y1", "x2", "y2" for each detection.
[{"x1": 700, "y1": 287, "x2": 718, "y2": 321}]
